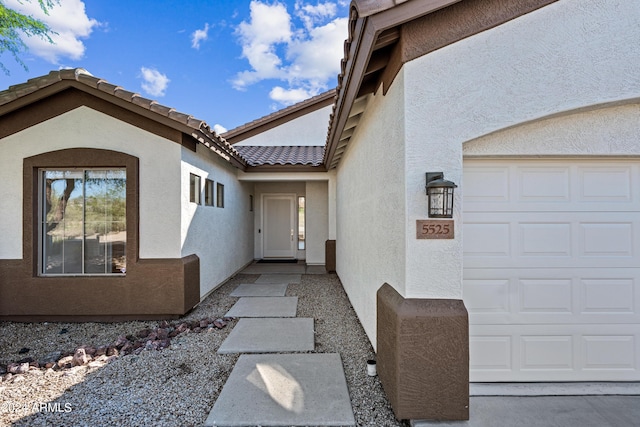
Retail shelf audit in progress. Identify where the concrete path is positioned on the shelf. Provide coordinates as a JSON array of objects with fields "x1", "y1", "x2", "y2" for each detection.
[
  {"x1": 205, "y1": 353, "x2": 355, "y2": 427},
  {"x1": 412, "y1": 395, "x2": 640, "y2": 427},
  {"x1": 229, "y1": 283, "x2": 287, "y2": 297},
  {"x1": 208, "y1": 266, "x2": 356, "y2": 426},
  {"x1": 224, "y1": 296, "x2": 298, "y2": 317},
  {"x1": 217, "y1": 318, "x2": 315, "y2": 354}
]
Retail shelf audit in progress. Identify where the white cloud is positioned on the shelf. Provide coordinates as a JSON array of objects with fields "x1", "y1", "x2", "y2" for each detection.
[
  {"x1": 232, "y1": 1, "x2": 292, "y2": 89},
  {"x1": 213, "y1": 124, "x2": 228, "y2": 134},
  {"x1": 5, "y1": 0, "x2": 100, "y2": 64},
  {"x1": 191, "y1": 23, "x2": 210, "y2": 49},
  {"x1": 232, "y1": 1, "x2": 347, "y2": 106},
  {"x1": 139, "y1": 67, "x2": 170, "y2": 97},
  {"x1": 295, "y1": 1, "x2": 337, "y2": 31},
  {"x1": 269, "y1": 86, "x2": 315, "y2": 105}
]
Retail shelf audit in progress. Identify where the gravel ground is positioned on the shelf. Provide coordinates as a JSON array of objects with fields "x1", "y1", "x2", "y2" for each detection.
[{"x1": 0, "y1": 272, "x2": 407, "y2": 427}]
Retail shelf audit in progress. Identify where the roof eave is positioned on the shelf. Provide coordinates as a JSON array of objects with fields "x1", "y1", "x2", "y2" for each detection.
[{"x1": 325, "y1": 0, "x2": 461, "y2": 168}]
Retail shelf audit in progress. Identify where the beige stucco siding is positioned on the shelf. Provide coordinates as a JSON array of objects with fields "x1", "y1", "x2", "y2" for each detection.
[
  {"x1": 336, "y1": 71, "x2": 407, "y2": 347},
  {"x1": 0, "y1": 106, "x2": 182, "y2": 260}
]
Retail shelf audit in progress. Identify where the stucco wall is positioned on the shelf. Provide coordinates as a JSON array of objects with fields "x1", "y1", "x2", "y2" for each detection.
[
  {"x1": 335, "y1": 0, "x2": 639, "y2": 347},
  {"x1": 305, "y1": 181, "x2": 328, "y2": 265},
  {"x1": 401, "y1": 0, "x2": 640, "y2": 299},
  {"x1": 464, "y1": 102, "x2": 640, "y2": 157},
  {"x1": 180, "y1": 145, "x2": 254, "y2": 297},
  {"x1": 336, "y1": 71, "x2": 407, "y2": 346},
  {"x1": 0, "y1": 106, "x2": 182, "y2": 260},
  {"x1": 233, "y1": 105, "x2": 332, "y2": 146}
]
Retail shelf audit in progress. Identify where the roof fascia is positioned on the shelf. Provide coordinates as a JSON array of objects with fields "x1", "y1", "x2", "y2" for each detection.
[
  {"x1": 324, "y1": 0, "x2": 461, "y2": 167},
  {"x1": 1, "y1": 79, "x2": 247, "y2": 170},
  {"x1": 244, "y1": 164, "x2": 329, "y2": 173}
]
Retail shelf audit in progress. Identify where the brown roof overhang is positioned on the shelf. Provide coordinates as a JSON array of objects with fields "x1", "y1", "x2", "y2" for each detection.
[
  {"x1": 0, "y1": 69, "x2": 248, "y2": 170},
  {"x1": 324, "y1": 0, "x2": 558, "y2": 169},
  {"x1": 324, "y1": 0, "x2": 461, "y2": 169}
]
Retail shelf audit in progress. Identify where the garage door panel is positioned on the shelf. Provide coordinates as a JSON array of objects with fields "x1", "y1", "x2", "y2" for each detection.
[
  {"x1": 464, "y1": 214, "x2": 639, "y2": 269},
  {"x1": 464, "y1": 158, "x2": 640, "y2": 382},
  {"x1": 469, "y1": 324, "x2": 640, "y2": 382},
  {"x1": 465, "y1": 269, "x2": 640, "y2": 325}
]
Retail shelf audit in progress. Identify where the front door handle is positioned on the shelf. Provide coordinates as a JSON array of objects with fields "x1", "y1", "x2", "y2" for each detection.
[{"x1": 291, "y1": 229, "x2": 294, "y2": 241}]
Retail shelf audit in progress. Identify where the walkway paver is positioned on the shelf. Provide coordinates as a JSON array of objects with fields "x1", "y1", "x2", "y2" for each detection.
[
  {"x1": 217, "y1": 318, "x2": 315, "y2": 354},
  {"x1": 204, "y1": 353, "x2": 356, "y2": 427},
  {"x1": 255, "y1": 273, "x2": 302, "y2": 284},
  {"x1": 229, "y1": 283, "x2": 288, "y2": 297},
  {"x1": 225, "y1": 296, "x2": 297, "y2": 318}
]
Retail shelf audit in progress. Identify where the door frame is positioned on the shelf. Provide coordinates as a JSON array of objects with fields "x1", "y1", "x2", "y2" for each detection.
[{"x1": 261, "y1": 193, "x2": 297, "y2": 259}]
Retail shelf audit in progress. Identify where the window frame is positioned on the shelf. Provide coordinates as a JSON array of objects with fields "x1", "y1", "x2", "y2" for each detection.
[
  {"x1": 38, "y1": 167, "x2": 127, "y2": 276},
  {"x1": 216, "y1": 182, "x2": 224, "y2": 208},
  {"x1": 205, "y1": 179, "x2": 215, "y2": 206},
  {"x1": 190, "y1": 173, "x2": 201, "y2": 204}
]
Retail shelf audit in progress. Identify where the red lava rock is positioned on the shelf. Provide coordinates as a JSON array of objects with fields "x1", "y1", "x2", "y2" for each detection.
[
  {"x1": 44, "y1": 362, "x2": 55, "y2": 369},
  {"x1": 120, "y1": 343, "x2": 133, "y2": 354},
  {"x1": 168, "y1": 330, "x2": 180, "y2": 338},
  {"x1": 223, "y1": 317, "x2": 234, "y2": 322},
  {"x1": 159, "y1": 320, "x2": 170, "y2": 328},
  {"x1": 29, "y1": 361, "x2": 40, "y2": 369},
  {"x1": 136, "y1": 328, "x2": 152, "y2": 338},
  {"x1": 95, "y1": 346, "x2": 108, "y2": 357},
  {"x1": 57, "y1": 356, "x2": 73, "y2": 369},
  {"x1": 84, "y1": 346, "x2": 97, "y2": 356},
  {"x1": 156, "y1": 328, "x2": 169, "y2": 339},
  {"x1": 72, "y1": 348, "x2": 91, "y2": 366},
  {"x1": 7, "y1": 362, "x2": 30, "y2": 375},
  {"x1": 213, "y1": 319, "x2": 226, "y2": 329},
  {"x1": 199, "y1": 319, "x2": 209, "y2": 328},
  {"x1": 106, "y1": 346, "x2": 119, "y2": 357},
  {"x1": 114, "y1": 335, "x2": 128, "y2": 348}
]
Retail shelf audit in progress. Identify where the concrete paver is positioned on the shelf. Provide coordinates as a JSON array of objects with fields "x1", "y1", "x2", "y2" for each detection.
[
  {"x1": 255, "y1": 274, "x2": 302, "y2": 284},
  {"x1": 230, "y1": 283, "x2": 288, "y2": 297},
  {"x1": 217, "y1": 318, "x2": 314, "y2": 354},
  {"x1": 204, "y1": 353, "x2": 355, "y2": 426},
  {"x1": 225, "y1": 296, "x2": 297, "y2": 318}
]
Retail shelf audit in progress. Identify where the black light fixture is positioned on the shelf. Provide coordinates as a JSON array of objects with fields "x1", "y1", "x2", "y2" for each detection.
[{"x1": 425, "y1": 172, "x2": 457, "y2": 218}]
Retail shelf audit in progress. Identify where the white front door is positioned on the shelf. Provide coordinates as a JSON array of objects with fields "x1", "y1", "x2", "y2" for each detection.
[
  {"x1": 263, "y1": 194, "x2": 296, "y2": 258},
  {"x1": 464, "y1": 159, "x2": 640, "y2": 382}
]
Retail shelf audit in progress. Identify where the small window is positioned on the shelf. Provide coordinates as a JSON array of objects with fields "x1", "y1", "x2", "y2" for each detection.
[
  {"x1": 298, "y1": 196, "x2": 305, "y2": 250},
  {"x1": 250, "y1": 195, "x2": 254, "y2": 212},
  {"x1": 216, "y1": 182, "x2": 224, "y2": 208},
  {"x1": 205, "y1": 179, "x2": 214, "y2": 206},
  {"x1": 190, "y1": 173, "x2": 201, "y2": 204}
]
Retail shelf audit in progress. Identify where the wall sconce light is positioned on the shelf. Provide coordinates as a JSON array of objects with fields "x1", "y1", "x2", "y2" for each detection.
[{"x1": 425, "y1": 172, "x2": 457, "y2": 218}]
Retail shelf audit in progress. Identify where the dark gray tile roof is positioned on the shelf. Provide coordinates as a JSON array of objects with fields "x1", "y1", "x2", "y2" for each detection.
[{"x1": 235, "y1": 145, "x2": 325, "y2": 167}]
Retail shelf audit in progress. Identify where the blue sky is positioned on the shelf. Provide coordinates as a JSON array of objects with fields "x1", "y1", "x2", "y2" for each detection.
[{"x1": 1, "y1": 0, "x2": 349, "y2": 132}]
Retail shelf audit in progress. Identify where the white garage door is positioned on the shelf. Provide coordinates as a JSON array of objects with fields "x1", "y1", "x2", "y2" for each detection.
[{"x1": 463, "y1": 159, "x2": 640, "y2": 382}]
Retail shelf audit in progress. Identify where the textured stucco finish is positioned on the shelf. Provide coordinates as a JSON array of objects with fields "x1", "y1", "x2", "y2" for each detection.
[
  {"x1": 336, "y1": 72, "x2": 407, "y2": 347},
  {"x1": 337, "y1": 0, "x2": 640, "y2": 347},
  {"x1": 0, "y1": 106, "x2": 181, "y2": 260},
  {"x1": 180, "y1": 145, "x2": 254, "y2": 297},
  {"x1": 402, "y1": 0, "x2": 640, "y2": 299},
  {"x1": 233, "y1": 105, "x2": 332, "y2": 147},
  {"x1": 377, "y1": 284, "x2": 469, "y2": 420},
  {"x1": 305, "y1": 181, "x2": 329, "y2": 264},
  {"x1": 464, "y1": 102, "x2": 640, "y2": 157}
]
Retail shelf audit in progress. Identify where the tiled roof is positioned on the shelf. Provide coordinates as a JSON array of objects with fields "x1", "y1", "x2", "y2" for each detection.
[
  {"x1": 234, "y1": 145, "x2": 325, "y2": 167},
  {"x1": 0, "y1": 68, "x2": 247, "y2": 168}
]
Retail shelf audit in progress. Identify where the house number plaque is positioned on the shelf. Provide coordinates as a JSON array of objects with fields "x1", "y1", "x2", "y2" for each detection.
[{"x1": 416, "y1": 220, "x2": 454, "y2": 239}]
